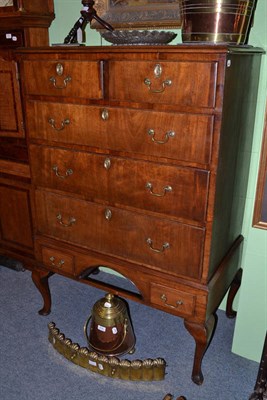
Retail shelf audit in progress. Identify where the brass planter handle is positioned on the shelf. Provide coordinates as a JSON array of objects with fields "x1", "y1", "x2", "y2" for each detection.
[
  {"x1": 52, "y1": 165, "x2": 73, "y2": 179},
  {"x1": 146, "y1": 238, "x2": 170, "y2": 253},
  {"x1": 48, "y1": 118, "x2": 70, "y2": 131},
  {"x1": 147, "y1": 129, "x2": 175, "y2": 145},
  {"x1": 56, "y1": 213, "x2": 76, "y2": 227}
]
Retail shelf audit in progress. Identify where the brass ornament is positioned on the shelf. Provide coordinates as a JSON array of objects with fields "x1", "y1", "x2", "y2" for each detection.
[{"x1": 48, "y1": 322, "x2": 166, "y2": 381}]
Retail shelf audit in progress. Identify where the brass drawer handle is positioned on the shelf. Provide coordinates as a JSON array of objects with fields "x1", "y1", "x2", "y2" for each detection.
[
  {"x1": 147, "y1": 129, "x2": 175, "y2": 145},
  {"x1": 56, "y1": 213, "x2": 76, "y2": 227},
  {"x1": 49, "y1": 75, "x2": 72, "y2": 89},
  {"x1": 48, "y1": 118, "x2": 70, "y2": 131},
  {"x1": 146, "y1": 182, "x2": 172, "y2": 197},
  {"x1": 52, "y1": 165, "x2": 73, "y2": 179},
  {"x1": 160, "y1": 294, "x2": 184, "y2": 309},
  {"x1": 146, "y1": 238, "x2": 170, "y2": 253},
  {"x1": 49, "y1": 256, "x2": 65, "y2": 268},
  {"x1": 144, "y1": 78, "x2": 172, "y2": 93}
]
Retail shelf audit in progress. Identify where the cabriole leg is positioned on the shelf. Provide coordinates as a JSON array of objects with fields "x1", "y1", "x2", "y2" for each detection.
[
  {"x1": 184, "y1": 313, "x2": 217, "y2": 385},
  {"x1": 226, "y1": 268, "x2": 243, "y2": 318},
  {"x1": 32, "y1": 269, "x2": 53, "y2": 316}
]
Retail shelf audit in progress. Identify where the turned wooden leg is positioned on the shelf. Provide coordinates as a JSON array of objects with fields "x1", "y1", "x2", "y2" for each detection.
[
  {"x1": 184, "y1": 313, "x2": 217, "y2": 385},
  {"x1": 226, "y1": 268, "x2": 243, "y2": 318},
  {"x1": 32, "y1": 269, "x2": 54, "y2": 316}
]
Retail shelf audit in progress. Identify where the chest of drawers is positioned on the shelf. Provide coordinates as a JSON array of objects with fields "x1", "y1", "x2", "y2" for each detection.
[{"x1": 17, "y1": 45, "x2": 262, "y2": 384}]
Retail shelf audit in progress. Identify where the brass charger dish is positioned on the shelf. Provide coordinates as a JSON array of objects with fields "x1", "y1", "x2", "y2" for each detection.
[{"x1": 101, "y1": 30, "x2": 177, "y2": 46}]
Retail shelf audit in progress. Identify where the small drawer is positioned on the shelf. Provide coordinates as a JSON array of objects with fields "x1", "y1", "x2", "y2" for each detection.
[
  {"x1": 151, "y1": 283, "x2": 196, "y2": 317},
  {"x1": 41, "y1": 246, "x2": 74, "y2": 273},
  {"x1": 21, "y1": 60, "x2": 103, "y2": 99},
  {"x1": 109, "y1": 60, "x2": 218, "y2": 108}
]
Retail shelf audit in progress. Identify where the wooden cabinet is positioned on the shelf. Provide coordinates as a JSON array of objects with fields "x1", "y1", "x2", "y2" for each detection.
[
  {"x1": 0, "y1": 1, "x2": 54, "y2": 266},
  {"x1": 0, "y1": 159, "x2": 33, "y2": 255},
  {"x1": 0, "y1": 0, "x2": 54, "y2": 48},
  {"x1": 0, "y1": 179, "x2": 33, "y2": 249},
  {"x1": 17, "y1": 45, "x2": 263, "y2": 385}
]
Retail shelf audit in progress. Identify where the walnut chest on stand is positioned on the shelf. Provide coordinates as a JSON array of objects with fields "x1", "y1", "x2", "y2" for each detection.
[{"x1": 16, "y1": 45, "x2": 263, "y2": 385}]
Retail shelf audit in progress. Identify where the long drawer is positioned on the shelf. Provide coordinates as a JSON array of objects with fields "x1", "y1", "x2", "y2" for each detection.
[
  {"x1": 30, "y1": 144, "x2": 209, "y2": 224},
  {"x1": 26, "y1": 101, "x2": 214, "y2": 165},
  {"x1": 35, "y1": 189, "x2": 205, "y2": 279},
  {"x1": 21, "y1": 60, "x2": 103, "y2": 99},
  {"x1": 108, "y1": 60, "x2": 218, "y2": 108}
]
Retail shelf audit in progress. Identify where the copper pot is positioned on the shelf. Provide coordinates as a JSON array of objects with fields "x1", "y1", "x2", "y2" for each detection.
[
  {"x1": 181, "y1": 0, "x2": 257, "y2": 44},
  {"x1": 84, "y1": 293, "x2": 136, "y2": 356}
]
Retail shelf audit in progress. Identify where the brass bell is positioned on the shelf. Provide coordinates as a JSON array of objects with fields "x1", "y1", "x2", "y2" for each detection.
[{"x1": 84, "y1": 293, "x2": 136, "y2": 356}]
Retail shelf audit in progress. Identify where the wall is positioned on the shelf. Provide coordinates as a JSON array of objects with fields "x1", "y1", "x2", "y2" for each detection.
[
  {"x1": 231, "y1": 0, "x2": 267, "y2": 362},
  {"x1": 49, "y1": 0, "x2": 267, "y2": 362},
  {"x1": 49, "y1": 0, "x2": 107, "y2": 46}
]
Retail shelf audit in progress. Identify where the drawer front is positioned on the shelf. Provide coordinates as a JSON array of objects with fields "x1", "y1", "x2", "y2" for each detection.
[
  {"x1": 150, "y1": 283, "x2": 196, "y2": 317},
  {"x1": 109, "y1": 61, "x2": 218, "y2": 108},
  {"x1": 41, "y1": 246, "x2": 74, "y2": 274},
  {"x1": 21, "y1": 60, "x2": 103, "y2": 99},
  {"x1": 35, "y1": 190, "x2": 205, "y2": 279},
  {"x1": 26, "y1": 101, "x2": 213, "y2": 165},
  {"x1": 30, "y1": 144, "x2": 209, "y2": 223}
]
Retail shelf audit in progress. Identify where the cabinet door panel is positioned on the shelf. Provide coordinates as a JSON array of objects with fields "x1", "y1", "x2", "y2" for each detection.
[
  {"x1": 35, "y1": 190, "x2": 204, "y2": 279},
  {"x1": 0, "y1": 57, "x2": 23, "y2": 137},
  {"x1": 0, "y1": 184, "x2": 33, "y2": 248}
]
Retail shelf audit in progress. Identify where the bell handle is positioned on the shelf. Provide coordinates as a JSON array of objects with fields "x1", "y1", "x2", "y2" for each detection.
[
  {"x1": 83, "y1": 315, "x2": 128, "y2": 353},
  {"x1": 83, "y1": 314, "x2": 92, "y2": 345}
]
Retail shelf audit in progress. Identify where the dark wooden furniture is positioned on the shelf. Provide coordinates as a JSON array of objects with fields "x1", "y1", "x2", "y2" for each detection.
[
  {"x1": 253, "y1": 101, "x2": 267, "y2": 228},
  {"x1": 15, "y1": 45, "x2": 262, "y2": 385},
  {"x1": 249, "y1": 332, "x2": 267, "y2": 400},
  {"x1": 0, "y1": 1, "x2": 54, "y2": 268}
]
